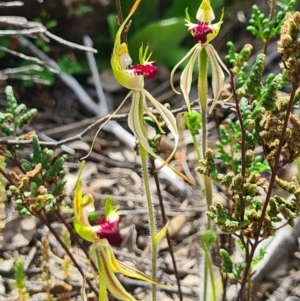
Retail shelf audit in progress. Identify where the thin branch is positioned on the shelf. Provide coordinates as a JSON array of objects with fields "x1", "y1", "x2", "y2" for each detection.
[
  {"x1": 83, "y1": 35, "x2": 108, "y2": 116},
  {"x1": 0, "y1": 64, "x2": 43, "y2": 74},
  {"x1": 45, "y1": 31, "x2": 96, "y2": 53},
  {"x1": 0, "y1": 45, "x2": 58, "y2": 73},
  {"x1": 0, "y1": 1, "x2": 23, "y2": 7}
]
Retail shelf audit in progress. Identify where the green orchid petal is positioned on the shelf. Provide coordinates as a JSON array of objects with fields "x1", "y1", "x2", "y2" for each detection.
[
  {"x1": 73, "y1": 161, "x2": 103, "y2": 242},
  {"x1": 128, "y1": 92, "x2": 162, "y2": 162},
  {"x1": 197, "y1": 0, "x2": 215, "y2": 23},
  {"x1": 185, "y1": 8, "x2": 191, "y2": 22},
  {"x1": 111, "y1": 56, "x2": 144, "y2": 91},
  {"x1": 143, "y1": 101, "x2": 165, "y2": 134},
  {"x1": 180, "y1": 44, "x2": 202, "y2": 112},
  {"x1": 205, "y1": 8, "x2": 224, "y2": 43},
  {"x1": 73, "y1": 161, "x2": 95, "y2": 227},
  {"x1": 205, "y1": 44, "x2": 230, "y2": 113},
  {"x1": 104, "y1": 197, "x2": 120, "y2": 221},
  {"x1": 170, "y1": 43, "x2": 200, "y2": 95},
  {"x1": 143, "y1": 89, "x2": 179, "y2": 170},
  {"x1": 139, "y1": 43, "x2": 153, "y2": 65},
  {"x1": 98, "y1": 252, "x2": 109, "y2": 301},
  {"x1": 97, "y1": 245, "x2": 137, "y2": 301},
  {"x1": 111, "y1": 0, "x2": 144, "y2": 91},
  {"x1": 103, "y1": 240, "x2": 167, "y2": 287},
  {"x1": 73, "y1": 217, "x2": 101, "y2": 242}
]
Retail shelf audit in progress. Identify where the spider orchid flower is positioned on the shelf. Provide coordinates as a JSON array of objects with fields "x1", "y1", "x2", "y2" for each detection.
[
  {"x1": 111, "y1": 0, "x2": 178, "y2": 170},
  {"x1": 73, "y1": 161, "x2": 166, "y2": 301},
  {"x1": 170, "y1": 0, "x2": 229, "y2": 113}
]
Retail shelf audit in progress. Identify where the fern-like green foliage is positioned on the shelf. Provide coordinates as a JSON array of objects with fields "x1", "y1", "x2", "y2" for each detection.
[
  {"x1": 225, "y1": 42, "x2": 253, "y2": 85},
  {"x1": 220, "y1": 249, "x2": 233, "y2": 273},
  {"x1": 237, "y1": 53, "x2": 266, "y2": 99},
  {"x1": 246, "y1": 1, "x2": 296, "y2": 42},
  {"x1": 260, "y1": 74, "x2": 285, "y2": 111},
  {"x1": 1, "y1": 86, "x2": 37, "y2": 136},
  {"x1": 220, "y1": 249, "x2": 244, "y2": 280},
  {"x1": 215, "y1": 118, "x2": 270, "y2": 173},
  {"x1": 11, "y1": 135, "x2": 67, "y2": 216}
]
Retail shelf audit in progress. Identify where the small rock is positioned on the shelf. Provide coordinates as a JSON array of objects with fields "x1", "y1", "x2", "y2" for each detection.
[
  {"x1": 12, "y1": 233, "x2": 30, "y2": 248},
  {"x1": 20, "y1": 217, "x2": 37, "y2": 231},
  {"x1": 0, "y1": 258, "x2": 14, "y2": 273}
]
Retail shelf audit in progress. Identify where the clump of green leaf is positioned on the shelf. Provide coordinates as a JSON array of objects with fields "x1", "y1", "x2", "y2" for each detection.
[
  {"x1": 14, "y1": 259, "x2": 29, "y2": 301},
  {"x1": 10, "y1": 135, "x2": 67, "y2": 216},
  {"x1": 0, "y1": 86, "x2": 37, "y2": 136},
  {"x1": 226, "y1": 42, "x2": 253, "y2": 85},
  {"x1": 246, "y1": 1, "x2": 296, "y2": 43}
]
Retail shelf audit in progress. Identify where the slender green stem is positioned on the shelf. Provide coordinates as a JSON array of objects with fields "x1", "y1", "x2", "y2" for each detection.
[
  {"x1": 203, "y1": 246, "x2": 217, "y2": 301},
  {"x1": 137, "y1": 92, "x2": 157, "y2": 301},
  {"x1": 199, "y1": 49, "x2": 208, "y2": 157},
  {"x1": 198, "y1": 47, "x2": 214, "y2": 301},
  {"x1": 247, "y1": 275, "x2": 252, "y2": 301},
  {"x1": 198, "y1": 49, "x2": 213, "y2": 227},
  {"x1": 192, "y1": 133, "x2": 202, "y2": 161}
]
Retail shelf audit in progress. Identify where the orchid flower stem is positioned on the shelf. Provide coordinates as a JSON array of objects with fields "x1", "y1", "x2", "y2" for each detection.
[
  {"x1": 203, "y1": 245, "x2": 217, "y2": 301},
  {"x1": 198, "y1": 49, "x2": 213, "y2": 227},
  {"x1": 138, "y1": 93, "x2": 157, "y2": 301},
  {"x1": 199, "y1": 49, "x2": 208, "y2": 157},
  {"x1": 198, "y1": 48, "x2": 214, "y2": 301},
  {"x1": 192, "y1": 134, "x2": 202, "y2": 161}
]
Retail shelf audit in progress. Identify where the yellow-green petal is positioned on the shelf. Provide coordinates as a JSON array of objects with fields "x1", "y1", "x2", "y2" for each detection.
[
  {"x1": 111, "y1": 0, "x2": 144, "y2": 91},
  {"x1": 206, "y1": 44, "x2": 229, "y2": 113},
  {"x1": 98, "y1": 246, "x2": 138, "y2": 301},
  {"x1": 73, "y1": 161, "x2": 95, "y2": 227},
  {"x1": 143, "y1": 89, "x2": 179, "y2": 170},
  {"x1": 104, "y1": 242, "x2": 167, "y2": 287},
  {"x1": 197, "y1": 0, "x2": 215, "y2": 23},
  {"x1": 73, "y1": 218, "x2": 99, "y2": 242},
  {"x1": 128, "y1": 92, "x2": 163, "y2": 163},
  {"x1": 180, "y1": 44, "x2": 202, "y2": 112},
  {"x1": 170, "y1": 44, "x2": 199, "y2": 95}
]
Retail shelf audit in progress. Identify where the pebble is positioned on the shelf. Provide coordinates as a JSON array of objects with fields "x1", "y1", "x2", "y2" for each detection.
[{"x1": 0, "y1": 258, "x2": 14, "y2": 273}]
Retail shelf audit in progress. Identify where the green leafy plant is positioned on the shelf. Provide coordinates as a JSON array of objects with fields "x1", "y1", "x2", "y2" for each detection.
[
  {"x1": 194, "y1": 1, "x2": 300, "y2": 299},
  {"x1": 14, "y1": 259, "x2": 29, "y2": 301},
  {"x1": 0, "y1": 86, "x2": 37, "y2": 137},
  {"x1": 246, "y1": 1, "x2": 296, "y2": 53}
]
